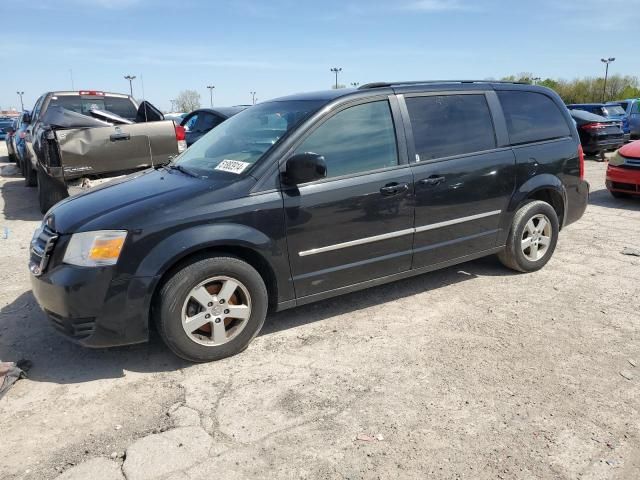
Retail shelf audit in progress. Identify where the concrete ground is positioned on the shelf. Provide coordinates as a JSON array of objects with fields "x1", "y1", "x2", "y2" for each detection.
[{"x1": 1, "y1": 143, "x2": 639, "y2": 480}]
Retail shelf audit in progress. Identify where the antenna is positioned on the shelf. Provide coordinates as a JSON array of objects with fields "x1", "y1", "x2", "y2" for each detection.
[{"x1": 140, "y1": 74, "x2": 154, "y2": 168}]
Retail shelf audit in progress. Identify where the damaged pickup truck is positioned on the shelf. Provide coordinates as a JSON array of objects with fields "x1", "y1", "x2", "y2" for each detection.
[{"x1": 24, "y1": 91, "x2": 187, "y2": 213}]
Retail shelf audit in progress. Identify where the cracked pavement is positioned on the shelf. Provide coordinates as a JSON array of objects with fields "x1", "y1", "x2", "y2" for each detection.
[{"x1": 1, "y1": 144, "x2": 639, "y2": 479}]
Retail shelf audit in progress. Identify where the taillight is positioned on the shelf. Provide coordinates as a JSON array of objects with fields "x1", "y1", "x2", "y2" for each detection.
[
  {"x1": 175, "y1": 124, "x2": 187, "y2": 153},
  {"x1": 19, "y1": 131, "x2": 26, "y2": 139},
  {"x1": 580, "y1": 122, "x2": 608, "y2": 130},
  {"x1": 578, "y1": 144, "x2": 585, "y2": 180}
]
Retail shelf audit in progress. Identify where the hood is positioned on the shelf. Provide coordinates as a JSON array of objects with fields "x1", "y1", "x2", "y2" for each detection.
[
  {"x1": 47, "y1": 167, "x2": 251, "y2": 234},
  {"x1": 619, "y1": 140, "x2": 640, "y2": 159}
]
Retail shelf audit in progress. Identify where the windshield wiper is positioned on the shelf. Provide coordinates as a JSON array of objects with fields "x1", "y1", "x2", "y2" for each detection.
[{"x1": 168, "y1": 164, "x2": 198, "y2": 177}]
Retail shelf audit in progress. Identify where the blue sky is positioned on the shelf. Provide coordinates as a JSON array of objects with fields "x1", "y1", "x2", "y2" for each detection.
[{"x1": 1, "y1": 0, "x2": 638, "y2": 112}]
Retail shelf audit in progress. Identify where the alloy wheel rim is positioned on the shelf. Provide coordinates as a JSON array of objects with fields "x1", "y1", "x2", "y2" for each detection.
[
  {"x1": 181, "y1": 276, "x2": 252, "y2": 346},
  {"x1": 521, "y1": 213, "x2": 552, "y2": 262}
]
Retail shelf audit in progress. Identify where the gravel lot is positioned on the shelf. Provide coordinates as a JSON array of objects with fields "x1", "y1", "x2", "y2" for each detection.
[{"x1": 1, "y1": 143, "x2": 639, "y2": 480}]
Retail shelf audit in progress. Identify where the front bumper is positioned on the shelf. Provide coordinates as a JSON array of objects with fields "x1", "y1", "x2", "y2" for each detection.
[
  {"x1": 606, "y1": 165, "x2": 640, "y2": 195},
  {"x1": 30, "y1": 262, "x2": 158, "y2": 347}
]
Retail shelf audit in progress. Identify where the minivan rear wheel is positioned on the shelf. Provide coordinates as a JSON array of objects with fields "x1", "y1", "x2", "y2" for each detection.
[
  {"x1": 155, "y1": 255, "x2": 268, "y2": 362},
  {"x1": 498, "y1": 200, "x2": 559, "y2": 273}
]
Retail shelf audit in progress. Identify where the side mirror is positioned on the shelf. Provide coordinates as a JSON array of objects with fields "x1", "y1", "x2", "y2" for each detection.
[
  {"x1": 283, "y1": 152, "x2": 327, "y2": 185},
  {"x1": 22, "y1": 113, "x2": 31, "y2": 124}
]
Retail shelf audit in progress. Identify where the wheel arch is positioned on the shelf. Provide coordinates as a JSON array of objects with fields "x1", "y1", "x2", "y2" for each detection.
[
  {"x1": 510, "y1": 174, "x2": 567, "y2": 229},
  {"x1": 138, "y1": 224, "x2": 286, "y2": 322}
]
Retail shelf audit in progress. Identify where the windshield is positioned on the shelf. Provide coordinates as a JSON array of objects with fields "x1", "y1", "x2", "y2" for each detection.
[
  {"x1": 174, "y1": 100, "x2": 325, "y2": 177},
  {"x1": 603, "y1": 105, "x2": 626, "y2": 116},
  {"x1": 48, "y1": 95, "x2": 138, "y2": 120}
]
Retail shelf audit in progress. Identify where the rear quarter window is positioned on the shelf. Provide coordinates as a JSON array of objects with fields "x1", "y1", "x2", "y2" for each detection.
[{"x1": 498, "y1": 91, "x2": 571, "y2": 145}]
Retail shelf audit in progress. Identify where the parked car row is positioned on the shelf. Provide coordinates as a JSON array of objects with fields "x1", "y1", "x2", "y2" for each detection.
[
  {"x1": 567, "y1": 99, "x2": 640, "y2": 159},
  {"x1": 27, "y1": 80, "x2": 589, "y2": 362},
  {"x1": 4, "y1": 111, "x2": 30, "y2": 172}
]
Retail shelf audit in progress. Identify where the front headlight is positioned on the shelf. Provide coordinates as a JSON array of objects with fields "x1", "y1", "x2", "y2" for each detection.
[
  {"x1": 609, "y1": 151, "x2": 626, "y2": 167},
  {"x1": 63, "y1": 230, "x2": 128, "y2": 267}
]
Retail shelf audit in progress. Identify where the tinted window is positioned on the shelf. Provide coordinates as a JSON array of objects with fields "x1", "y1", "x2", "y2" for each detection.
[
  {"x1": 32, "y1": 96, "x2": 45, "y2": 121},
  {"x1": 602, "y1": 105, "x2": 626, "y2": 116},
  {"x1": 633, "y1": 102, "x2": 640, "y2": 114},
  {"x1": 47, "y1": 96, "x2": 138, "y2": 120},
  {"x1": 184, "y1": 113, "x2": 199, "y2": 131},
  {"x1": 406, "y1": 94, "x2": 496, "y2": 161},
  {"x1": 198, "y1": 113, "x2": 223, "y2": 131},
  {"x1": 295, "y1": 101, "x2": 398, "y2": 179},
  {"x1": 498, "y1": 91, "x2": 571, "y2": 144}
]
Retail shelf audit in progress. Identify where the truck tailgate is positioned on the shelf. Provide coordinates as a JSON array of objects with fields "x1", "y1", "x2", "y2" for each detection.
[{"x1": 56, "y1": 120, "x2": 178, "y2": 178}]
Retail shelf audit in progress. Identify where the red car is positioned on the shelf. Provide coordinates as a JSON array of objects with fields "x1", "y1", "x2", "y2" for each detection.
[{"x1": 606, "y1": 141, "x2": 640, "y2": 198}]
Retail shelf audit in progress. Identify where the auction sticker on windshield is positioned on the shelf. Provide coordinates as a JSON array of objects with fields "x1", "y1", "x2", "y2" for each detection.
[{"x1": 215, "y1": 159, "x2": 251, "y2": 174}]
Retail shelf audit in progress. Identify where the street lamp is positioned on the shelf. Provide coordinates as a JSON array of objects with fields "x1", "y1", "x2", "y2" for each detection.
[
  {"x1": 532, "y1": 77, "x2": 541, "y2": 86},
  {"x1": 330, "y1": 67, "x2": 342, "y2": 89},
  {"x1": 601, "y1": 57, "x2": 615, "y2": 102},
  {"x1": 250, "y1": 91, "x2": 257, "y2": 105},
  {"x1": 124, "y1": 75, "x2": 136, "y2": 97},
  {"x1": 350, "y1": 82, "x2": 360, "y2": 88},
  {"x1": 16, "y1": 91, "x2": 24, "y2": 111},
  {"x1": 207, "y1": 85, "x2": 215, "y2": 107}
]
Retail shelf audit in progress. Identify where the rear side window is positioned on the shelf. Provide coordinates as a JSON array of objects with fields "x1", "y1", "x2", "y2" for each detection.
[
  {"x1": 406, "y1": 94, "x2": 496, "y2": 161},
  {"x1": 498, "y1": 91, "x2": 571, "y2": 145},
  {"x1": 295, "y1": 100, "x2": 398, "y2": 179}
]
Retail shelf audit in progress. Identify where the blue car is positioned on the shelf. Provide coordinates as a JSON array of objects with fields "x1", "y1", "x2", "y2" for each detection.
[
  {"x1": 9, "y1": 111, "x2": 31, "y2": 172},
  {"x1": 0, "y1": 117, "x2": 14, "y2": 141},
  {"x1": 566, "y1": 103, "x2": 631, "y2": 142},
  {"x1": 611, "y1": 99, "x2": 640, "y2": 139}
]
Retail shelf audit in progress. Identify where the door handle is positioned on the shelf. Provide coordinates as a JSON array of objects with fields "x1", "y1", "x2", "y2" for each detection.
[
  {"x1": 380, "y1": 182, "x2": 409, "y2": 196},
  {"x1": 110, "y1": 132, "x2": 131, "y2": 142},
  {"x1": 419, "y1": 175, "x2": 445, "y2": 186}
]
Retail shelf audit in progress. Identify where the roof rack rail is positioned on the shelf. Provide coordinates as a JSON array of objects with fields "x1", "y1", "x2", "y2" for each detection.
[{"x1": 358, "y1": 80, "x2": 529, "y2": 90}]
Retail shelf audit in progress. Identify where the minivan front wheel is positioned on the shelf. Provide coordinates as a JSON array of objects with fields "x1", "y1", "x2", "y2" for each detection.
[
  {"x1": 498, "y1": 200, "x2": 559, "y2": 273},
  {"x1": 156, "y1": 255, "x2": 268, "y2": 362}
]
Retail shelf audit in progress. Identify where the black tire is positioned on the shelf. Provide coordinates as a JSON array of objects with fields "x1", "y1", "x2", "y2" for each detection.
[
  {"x1": 19, "y1": 155, "x2": 27, "y2": 178},
  {"x1": 25, "y1": 161, "x2": 37, "y2": 187},
  {"x1": 609, "y1": 190, "x2": 629, "y2": 199},
  {"x1": 8, "y1": 152, "x2": 16, "y2": 162},
  {"x1": 155, "y1": 255, "x2": 268, "y2": 363},
  {"x1": 498, "y1": 200, "x2": 559, "y2": 273},
  {"x1": 37, "y1": 169, "x2": 68, "y2": 214}
]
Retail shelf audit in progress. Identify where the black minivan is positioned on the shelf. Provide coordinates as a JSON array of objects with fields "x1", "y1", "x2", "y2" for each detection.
[{"x1": 29, "y1": 81, "x2": 589, "y2": 362}]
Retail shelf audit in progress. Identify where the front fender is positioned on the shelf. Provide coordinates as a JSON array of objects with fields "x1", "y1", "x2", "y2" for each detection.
[{"x1": 133, "y1": 222, "x2": 294, "y2": 304}]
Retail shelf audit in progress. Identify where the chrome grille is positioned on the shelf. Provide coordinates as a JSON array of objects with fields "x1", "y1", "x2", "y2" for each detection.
[{"x1": 29, "y1": 226, "x2": 58, "y2": 276}]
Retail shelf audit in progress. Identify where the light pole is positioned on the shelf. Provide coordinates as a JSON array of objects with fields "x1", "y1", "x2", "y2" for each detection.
[
  {"x1": 16, "y1": 91, "x2": 24, "y2": 111},
  {"x1": 207, "y1": 85, "x2": 215, "y2": 107},
  {"x1": 330, "y1": 67, "x2": 342, "y2": 89},
  {"x1": 532, "y1": 77, "x2": 541, "y2": 86},
  {"x1": 601, "y1": 57, "x2": 615, "y2": 102},
  {"x1": 350, "y1": 82, "x2": 360, "y2": 88},
  {"x1": 124, "y1": 75, "x2": 136, "y2": 97},
  {"x1": 170, "y1": 99, "x2": 177, "y2": 112},
  {"x1": 250, "y1": 91, "x2": 257, "y2": 105}
]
